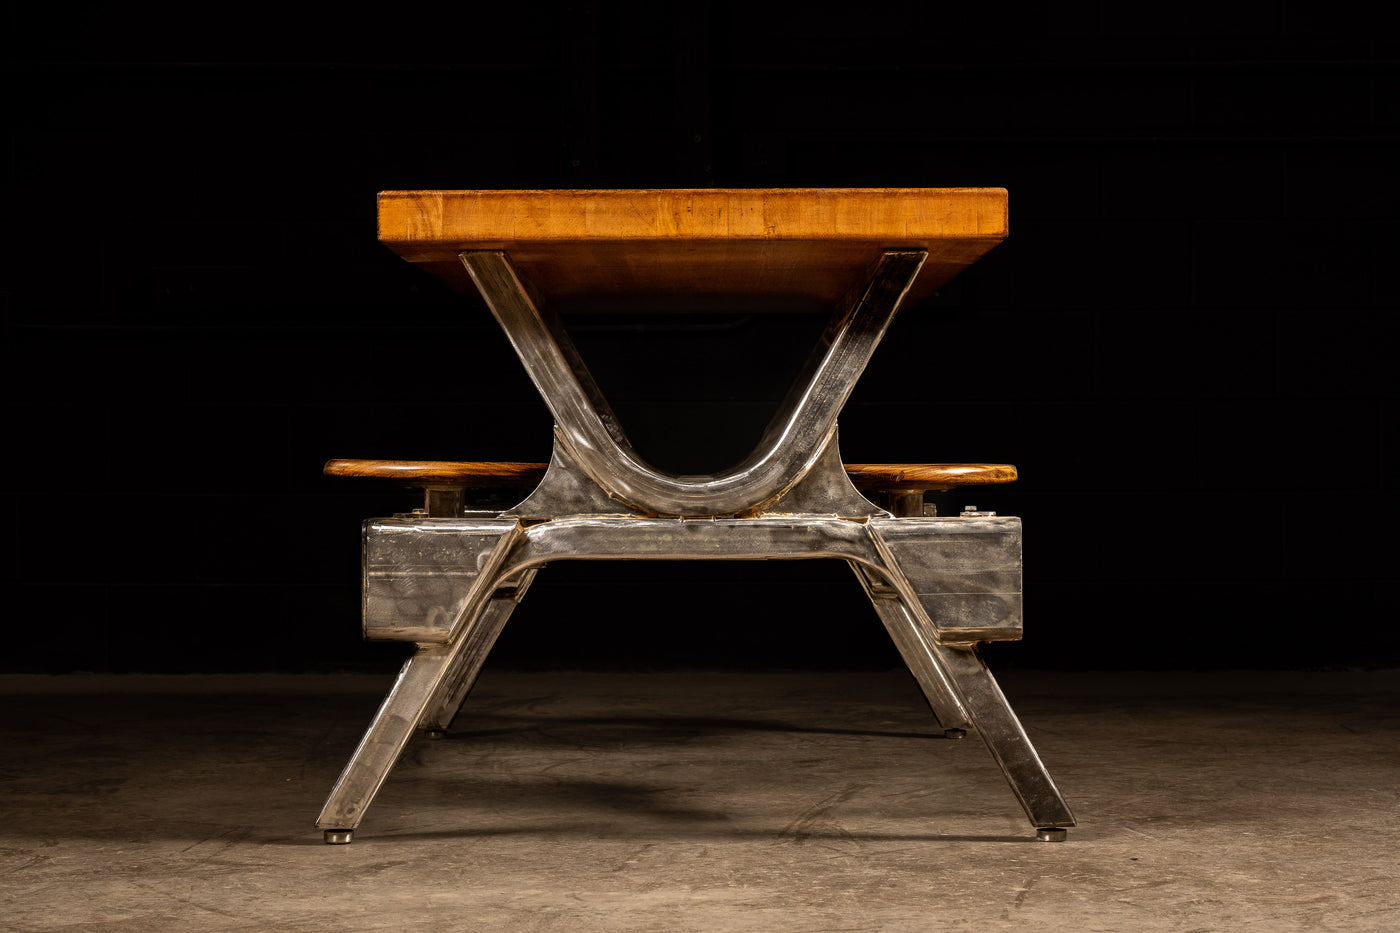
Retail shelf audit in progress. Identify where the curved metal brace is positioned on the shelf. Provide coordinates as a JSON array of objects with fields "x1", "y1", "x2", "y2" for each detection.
[
  {"x1": 507, "y1": 424, "x2": 887, "y2": 521},
  {"x1": 460, "y1": 249, "x2": 927, "y2": 517}
]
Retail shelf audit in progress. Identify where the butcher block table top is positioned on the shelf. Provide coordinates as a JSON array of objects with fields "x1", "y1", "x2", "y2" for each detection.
[{"x1": 377, "y1": 188, "x2": 1007, "y2": 310}]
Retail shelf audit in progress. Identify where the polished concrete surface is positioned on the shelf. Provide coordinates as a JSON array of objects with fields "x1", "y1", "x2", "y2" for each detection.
[{"x1": 2, "y1": 668, "x2": 1397, "y2": 931}]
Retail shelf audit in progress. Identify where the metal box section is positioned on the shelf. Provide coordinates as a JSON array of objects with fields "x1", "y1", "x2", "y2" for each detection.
[
  {"x1": 363, "y1": 518, "x2": 519, "y2": 642},
  {"x1": 363, "y1": 514, "x2": 1022, "y2": 645},
  {"x1": 869, "y1": 517, "x2": 1023, "y2": 642}
]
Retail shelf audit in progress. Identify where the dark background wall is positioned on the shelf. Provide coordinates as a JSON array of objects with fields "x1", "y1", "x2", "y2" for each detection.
[{"x1": 4, "y1": 2, "x2": 1395, "y2": 673}]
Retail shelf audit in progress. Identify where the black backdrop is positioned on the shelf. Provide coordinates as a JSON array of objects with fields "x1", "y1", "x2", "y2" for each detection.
[{"x1": 5, "y1": 2, "x2": 1395, "y2": 673}]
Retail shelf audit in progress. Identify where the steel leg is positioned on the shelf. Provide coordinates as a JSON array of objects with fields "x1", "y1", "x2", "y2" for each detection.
[
  {"x1": 848, "y1": 562, "x2": 971, "y2": 734},
  {"x1": 316, "y1": 644, "x2": 455, "y2": 841},
  {"x1": 419, "y1": 570, "x2": 538, "y2": 734},
  {"x1": 851, "y1": 562, "x2": 1074, "y2": 834},
  {"x1": 931, "y1": 642, "x2": 1076, "y2": 833},
  {"x1": 316, "y1": 569, "x2": 531, "y2": 841}
]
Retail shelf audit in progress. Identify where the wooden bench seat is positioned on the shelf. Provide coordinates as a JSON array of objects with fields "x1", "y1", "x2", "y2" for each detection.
[
  {"x1": 325, "y1": 459, "x2": 550, "y2": 486},
  {"x1": 326, "y1": 459, "x2": 1015, "y2": 488}
]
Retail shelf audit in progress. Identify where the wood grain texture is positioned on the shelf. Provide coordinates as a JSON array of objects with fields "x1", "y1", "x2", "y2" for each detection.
[
  {"x1": 378, "y1": 188, "x2": 1007, "y2": 309},
  {"x1": 327, "y1": 460, "x2": 1016, "y2": 490},
  {"x1": 324, "y1": 460, "x2": 549, "y2": 486},
  {"x1": 843, "y1": 463, "x2": 1018, "y2": 490}
]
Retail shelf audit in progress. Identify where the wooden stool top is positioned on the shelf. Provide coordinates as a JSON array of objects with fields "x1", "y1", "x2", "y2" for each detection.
[{"x1": 377, "y1": 188, "x2": 1007, "y2": 309}]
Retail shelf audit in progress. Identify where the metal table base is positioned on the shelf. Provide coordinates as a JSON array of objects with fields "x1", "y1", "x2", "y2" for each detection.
[{"x1": 317, "y1": 245, "x2": 1075, "y2": 843}]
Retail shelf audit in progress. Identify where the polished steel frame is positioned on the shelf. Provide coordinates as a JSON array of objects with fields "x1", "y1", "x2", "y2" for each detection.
[{"x1": 317, "y1": 249, "x2": 1075, "y2": 843}]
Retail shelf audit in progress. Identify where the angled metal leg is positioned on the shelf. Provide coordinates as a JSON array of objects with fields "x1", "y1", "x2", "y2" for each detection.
[
  {"x1": 848, "y1": 562, "x2": 970, "y2": 734},
  {"x1": 316, "y1": 565, "x2": 530, "y2": 842},
  {"x1": 315, "y1": 643, "x2": 456, "y2": 843},
  {"x1": 850, "y1": 562, "x2": 1074, "y2": 834},
  {"x1": 930, "y1": 642, "x2": 1075, "y2": 832},
  {"x1": 419, "y1": 569, "x2": 538, "y2": 734}
]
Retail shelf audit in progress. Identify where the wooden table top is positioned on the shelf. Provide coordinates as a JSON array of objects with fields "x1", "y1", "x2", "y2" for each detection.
[{"x1": 378, "y1": 188, "x2": 1007, "y2": 310}]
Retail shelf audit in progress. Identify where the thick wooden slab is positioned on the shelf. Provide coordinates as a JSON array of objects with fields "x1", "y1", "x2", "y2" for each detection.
[{"x1": 378, "y1": 188, "x2": 1007, "y2": 310}]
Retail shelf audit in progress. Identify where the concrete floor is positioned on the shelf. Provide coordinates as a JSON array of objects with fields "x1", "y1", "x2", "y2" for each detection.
[{"x1": 1, "y1": 669, "x2": 1397, "y2": 932}]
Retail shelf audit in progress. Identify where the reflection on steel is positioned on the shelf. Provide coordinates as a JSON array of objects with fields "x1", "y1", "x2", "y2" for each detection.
[{"x1": 318, "y1": 249, "x2": 1075, "y2": 844}]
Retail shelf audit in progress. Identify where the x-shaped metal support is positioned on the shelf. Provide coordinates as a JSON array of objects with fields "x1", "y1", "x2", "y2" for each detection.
[{"x1": 316, "y1": 251, "x2": 1075, "y2": 843}]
